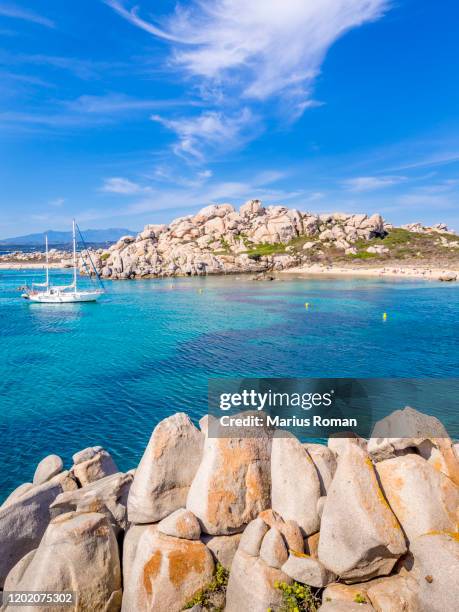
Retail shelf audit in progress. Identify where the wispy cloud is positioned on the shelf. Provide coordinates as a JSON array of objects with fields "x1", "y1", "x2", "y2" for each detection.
[
  {"x1": 344, "y1": 175, "x2": 406, "y2": 192},
  {"x1": 106, "y1": 0, "x2": 388, "y2": 105},
  {"x1": 0, "y1": 93, "x2": 191, "y2": 131},
  {"x1": 66, "y1": 93, "x2": 193, "y2": 114},
  {"x1": 151, "y1": 108, "x2": 257, "y2": 160},
  {"x1": 105, "y1": 0, "x2": 389, "y2": 159},
  {"x1": 100, "y1": 177, "x2": 149, "y2": 195},
  {"x1": 389, "y1": 151, "x2": 459, "y2": 172},
  {"x1": 0, "y1": 3, "x2": 55, "y2": 29},
  {"x1": 48, "y1": 197, "x2": 65, "y2": 207}
]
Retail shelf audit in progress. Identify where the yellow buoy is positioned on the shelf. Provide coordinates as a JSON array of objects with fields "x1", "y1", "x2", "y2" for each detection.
[
  {"x1": 305, "y1": 302, "x2": 310, "y2": 309},
  {"x1": 383, "y1": 312, "x2": 388, "y2": 321}
]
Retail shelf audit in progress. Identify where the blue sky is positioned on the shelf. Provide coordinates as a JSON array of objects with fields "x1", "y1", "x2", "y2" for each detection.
[{"x1": 1, "y1": 0, "x2": 459, "y2": 237}]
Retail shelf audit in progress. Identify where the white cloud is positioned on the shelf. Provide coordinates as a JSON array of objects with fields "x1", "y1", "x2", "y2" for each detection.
[
  {"x1": 66, "y1": 93, "x2": 191, "y2": 114},
  {"x1": 105, "y1": 0, "x2": 389, "y2": 158},
  {"x1": 101, "y1": 177, "x2": 148, "y2": 195},
  {"x1": 344, "y1": 175, "x2": 406, "y2": 192},
  {"x1": 0, "y1": 3, "x2": 55, "y2": 28},
  {"x1": 106, "y1": 0, "x2": 388, "y2": 105},
  {"x1": 151, "y1": 108, "x2": 256, "y2": 160}
]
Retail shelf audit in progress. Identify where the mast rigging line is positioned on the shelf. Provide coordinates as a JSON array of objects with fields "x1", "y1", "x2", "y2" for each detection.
[{"x1": 75, "y1": 223, "x2": 105, "y2": 290}]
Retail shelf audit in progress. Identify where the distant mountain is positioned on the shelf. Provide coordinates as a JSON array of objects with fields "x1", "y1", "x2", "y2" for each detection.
[{"x1": 0, "y1": 228, "x2": 137, "y2": 246}]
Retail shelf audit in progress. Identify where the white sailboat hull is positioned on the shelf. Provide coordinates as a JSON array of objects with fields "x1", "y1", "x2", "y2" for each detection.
[
  {"x1": 21, "y1": 219, "x2": 105, "y2": 305},
  {"x1": 24, "y1": 290, "x2": 102, "y2": 303}
]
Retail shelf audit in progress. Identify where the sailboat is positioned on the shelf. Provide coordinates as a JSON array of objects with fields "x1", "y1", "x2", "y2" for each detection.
[{"x1": 22, "y1": 220, "x2": 104, "y2": 303}]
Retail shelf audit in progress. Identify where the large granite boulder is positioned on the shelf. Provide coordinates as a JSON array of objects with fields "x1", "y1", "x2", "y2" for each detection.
[
  {"x1": 410, "y1": 531, "x2": 459, "y2": 612},
  {"x1": 368, "y1": 407, "x2": 459, "y2": 485},
  {"x1": 128, "y1": 413, "x2": 203, "y2": 523},
  {"x1": 318, "y1": 445, "x2": 406, "y2": 582},
  {"x1": 259, "y1": 509, "x2": 304, "y2": 552},
  {"x1": 376, "y1": 454, "x2": 459, "y2": 541},
  {"x1": 271, "y1": 435, "x2": 321, "y2": 534},
  {"x1": 50, "y1": 471, "x2": 133, "y2": 532},
  {"x1": 3, "y1": 511, "x2": 121, "y2": 612},
  {"x1": 186, "y1": 421, "x2": 271, "y2": 534},
  {"x1": 259, "y1": 526, "x2": 288, "y2": 568},
  {"x1": 33, "y1": 454, "x2": 64, "y2": 485},
  {"x1": 282, "y1": 551, "x2": 337, "y2": 588},
  {"x1": 121, "y1": 527, "x2": 214, "y2": 612},
  {"x1": 366, "y1": 575, "x2": 418, "y2": 611},
  {"x1": 157, "y1": 508, "x2": 201, "y2": 540},
  {"x1": 0, "y1": 482, "x2": 34, "y2": 509},
  {"x1": 304, "y1": 443, "x2": 337, "y2": 495},
  {"x1": 71, "y1": 446, "x2": 119, "y2": 486},
  {"x1": 200, "y1": 533, "x2": 242, "y2": 570},
  {"x1": 0, "y1": 472, "x2": 77, "y2": 587},
  {"x1": 238, "y1": 517, "x2": 269, "y2": 556},
  {"x1": 225, "y1": 549, "x2": 292, "y2": 612}
]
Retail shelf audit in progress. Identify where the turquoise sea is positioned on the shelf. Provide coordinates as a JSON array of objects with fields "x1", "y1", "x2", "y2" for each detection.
[{"x1": 1, "y1": 268, "x2": 458, "y2": 501}]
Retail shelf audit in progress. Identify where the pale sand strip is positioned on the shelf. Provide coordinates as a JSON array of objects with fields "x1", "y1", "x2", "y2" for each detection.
[
  {"x1": 0, "y1": 262, "x2": 66, "y2": 270},
  {"x1": 282, "y1": 263, "x2": 459, "y2": 281}
]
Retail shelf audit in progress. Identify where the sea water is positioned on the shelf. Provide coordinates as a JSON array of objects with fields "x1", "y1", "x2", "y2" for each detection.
[{"x1": 0, "y1": 268, "x2": 458, "y2": 500}]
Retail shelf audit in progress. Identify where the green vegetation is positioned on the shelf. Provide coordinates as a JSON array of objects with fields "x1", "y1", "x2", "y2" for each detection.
[
  {"x1": 274, "y1": 580, "x2": 321, "y2": 612},
  {"x1": 354, "y1": 593, "x2": 367, "y2": 604},
  {"x1": 183, "y1": 563, "x2": 229, "y2": 611},
  {"x1": 348, "y1": 251, "x2": 378, "y2": 260},
  {"x1": 100, "y1": 252, "x2": 110, "y2": 261},
  {"x1": 245, "y1": 242, "x2": 287, "y2": 259}
]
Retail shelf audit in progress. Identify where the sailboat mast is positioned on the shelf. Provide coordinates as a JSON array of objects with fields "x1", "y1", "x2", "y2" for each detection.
[
  {"x1": 72, "y1": 219, "x2": 77, "y2": 292},
  {"x1": 45, "y1": 234, "x2": 49, "y2": 287}
]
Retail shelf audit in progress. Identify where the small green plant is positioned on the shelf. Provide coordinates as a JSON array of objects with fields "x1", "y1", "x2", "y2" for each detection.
[
  {"x1": 183, "y1": 562, "x2": 229, "y2": 610},
  {"x1": 245, "y1": 242, "x2": 287, "y2": 258},
  {"x1": 354, "y1": 593, "x2": 367, "y2": 604},
  {"x1": 274, "y1": 580, "x2": 321, "y2": 612},
  {"x1": 100, "y1": 252, "x2": 110, "y2": 261},
  {"x1": 349, "y1": 251, "x2": 378, "y2": 260}
]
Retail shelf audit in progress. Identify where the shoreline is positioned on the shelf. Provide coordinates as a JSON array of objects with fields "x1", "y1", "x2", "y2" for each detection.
[
  {"x1": 1, "y1": 261, "x2": 458, "y2": 282},
  {"x1": 0, "y1": 262, "x2": 68, "y2": 270},
  {"x1": 281, "y1": 263, "x2": 459, "y2": 281}
]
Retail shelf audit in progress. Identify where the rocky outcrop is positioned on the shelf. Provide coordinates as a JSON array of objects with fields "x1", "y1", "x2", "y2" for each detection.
[
  {"x1": 128, "y1": 413, "x2": 203, "y2": 523},
  {"x1": 186, "y1": 420, "x2": 271, "y2": 535},
  {"x1": 3, "y1": 512, "x2": 122, "y2": 612},
  {"x1": 410, "y1": 531, "x2": 459, "y2": 612},
  {"x1": 1, "y1": 407, "x2": 458, "y2": 610},
  {"x1": 376, "y1": 454, "x2": 459, "y2": 542},
  {"x1": 0, "y1": 471, "x2": 77, "y2": 587},
  {"x1": 71, "y1": 446, "x2": 119, "y2": 486},
  {"x1": 271, "y1": 434, "x2": 321, "y2": 534},
  {"x1": 85, "y1": 202, "x2": 388, "y2": 279},
  {"x1": 225, "y1": 549, "x2": 292, "y2": 612},
  {"x1": 33, "y1": 454, "x2": 64, "y2": 485},
  {"x1": 318, "y1": 444, "x2": 407, "y2": 582},
  {"x1": 121, "y1": 527, "x2": 214, "y2": 612},
  {"x1": 50, "y1": 471, "x2": 133, "y2": 533}
]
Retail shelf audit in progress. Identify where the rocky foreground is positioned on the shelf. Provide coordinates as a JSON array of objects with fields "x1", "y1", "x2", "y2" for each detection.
[
  {"x1": 80, "y1": 201, "x2": 458, "y2": 280},
  {"x1": 0, "y1": 407, "x2": 458, "y2": 611}
]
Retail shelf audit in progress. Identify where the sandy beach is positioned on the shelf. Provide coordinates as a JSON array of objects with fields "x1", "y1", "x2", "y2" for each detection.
[
  {"x1": 0, "y1": 262, "x2": 67, "y2": 270},
  {"x1": 1, "y1": 260, "x2": 458, "y2": 281},
  {"x1": 282, "y1": 263, "x2": 459, "y2": 281}
]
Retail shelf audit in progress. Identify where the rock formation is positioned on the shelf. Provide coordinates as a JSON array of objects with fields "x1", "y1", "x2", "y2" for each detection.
[
  {"x1": 84, "y1": 201, "x2": 387, "y2": 279},
  {"x1": 0, "y1": 406, "x2": 458, "y2": 610}
]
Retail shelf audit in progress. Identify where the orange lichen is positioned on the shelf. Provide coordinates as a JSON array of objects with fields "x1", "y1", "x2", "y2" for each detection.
[
  {"x1": 168, "y1": 542, "x2": 207, "y2": 587},
  {"x1": 143, "y1": 551, "x2": 162, "y2": 594},
  {"x1": 289, "y1": 549, "x2": 310, "y2": 558},
  {"x1": 423, "y1": 530, "x2": 459, "y2": 542}
]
